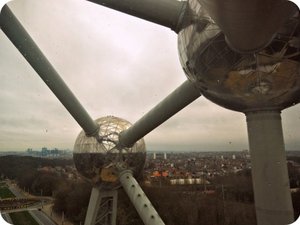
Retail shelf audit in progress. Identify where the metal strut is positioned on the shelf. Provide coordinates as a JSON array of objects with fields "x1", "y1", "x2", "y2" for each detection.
[
  {"x1": 119, "y1": 170, "x2": 165, "y2": 225},
  {"x1": 86, "y1": 0, "x2": 187, "y2": 32},
  {"x1": 119, "y1": 80, "x2": 201, "y2": 148},
  {"x1": 85, "y1": 189, "x2": 118, "y2": 225},
  {"x1": 0, "y1": 5, "x2": 99, "y2": 137}
]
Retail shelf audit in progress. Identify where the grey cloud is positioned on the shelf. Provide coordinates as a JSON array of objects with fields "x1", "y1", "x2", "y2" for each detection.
[{"x1": 0, "y1": 0, "x2": 299, "y2": 151}]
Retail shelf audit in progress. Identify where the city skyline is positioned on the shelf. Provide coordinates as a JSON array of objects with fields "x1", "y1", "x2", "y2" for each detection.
[{"x1": 0, "y1": 0, "x2": 299, "y2": 152}]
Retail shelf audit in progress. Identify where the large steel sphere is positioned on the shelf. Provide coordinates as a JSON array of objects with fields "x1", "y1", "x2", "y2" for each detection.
[
  {"x1": 73, "y1": 116, "x2": 146, "y2": 188},
  {"x1": 178, "y1": 0, "x2": 300, "y2": 112}
]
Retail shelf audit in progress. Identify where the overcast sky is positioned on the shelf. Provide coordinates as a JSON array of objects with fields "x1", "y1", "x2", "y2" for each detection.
[{"x1": 0, "y1": 0, "x2": 299, "y2": 152}]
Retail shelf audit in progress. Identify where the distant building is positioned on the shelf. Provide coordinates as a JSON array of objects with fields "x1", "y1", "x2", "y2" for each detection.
[
  {"x1": 169, "y1": 178, "x2": 210, "y2": 185},
  {"x1": 153, "y1": 152, "x2": 168, "y2": 160},
  {"x1": 41, "y1": 147, "x2": 50, "y2": 156},
  {"x1": 25, "y1": 147, "x2": 72, "y2": 158}
]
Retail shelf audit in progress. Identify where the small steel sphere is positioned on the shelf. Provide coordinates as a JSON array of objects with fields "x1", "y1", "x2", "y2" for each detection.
[{"x1": 73, "y1": 116, "x2": 146, "y2": 188}]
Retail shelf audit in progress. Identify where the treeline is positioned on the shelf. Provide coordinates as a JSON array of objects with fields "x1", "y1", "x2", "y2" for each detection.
[
  {"x1": 0, "y1": 155, "x2": 299, "y2": 225},
  {"x1": 0, "y1": 155, "x2": 73, "y2": 180},
  {"x1": 142, "y1": 186, "x2": 256, "y2": 225},
  {"x1": 53, "y1": 180, "x2": 92, "y2": 223},
  {"x1": 0, "y1": 155, "x2": 74, "y2": 196},
  {"x1": 52, "y1": 169, "x2": 259, "y2": 225},
  {"x1": 54, "y1": 183, "x2": 256, "y2": 225}
]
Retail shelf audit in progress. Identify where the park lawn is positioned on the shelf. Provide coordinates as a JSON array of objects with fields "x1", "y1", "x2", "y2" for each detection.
[
  {"x1": 10, "y1": 211, "x2": 40, "y2": 225},
  {"x1": 0, "y1": 186, "x2": 15, "y2": 199},
  {"x1": 0, "y1": 184, "x2": 40, "y2": 225}
]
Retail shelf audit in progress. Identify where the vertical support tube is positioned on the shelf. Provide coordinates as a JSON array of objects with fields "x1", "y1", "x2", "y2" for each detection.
[
  {"x1": 0, "y1": 5, "x2": 99, "y2": 136},
  {"x1": 246, "y1": 111, "x2": 294, "y2": 225},
  {"x1": 85, "y1": 188, "x2": 118, "y2": 225},
  {"x1": 119, "y1": 170, "x2": 165, "y2": 225},
  {"x1": 119, "y1": 80, "x2": 201, "y2": 148}
]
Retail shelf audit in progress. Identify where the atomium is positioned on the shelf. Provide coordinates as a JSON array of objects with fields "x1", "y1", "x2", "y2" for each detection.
[
  {"x1": 1, "y1": 1, "x2": 299, "y2": 224},
  {"x1": 73, "y1": 116, "x2": 146, "y2": 189}
]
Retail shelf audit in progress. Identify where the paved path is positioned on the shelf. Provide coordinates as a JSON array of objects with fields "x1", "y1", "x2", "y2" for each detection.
[
  {"x1": 1, "y1": 213, "x2": 12, "y2": 224},
  {"x1": 0, "y1": 189, "x2": 12, "y2": 224},
  {"x1": 6, "y1": 181, "x2": 58, "y2": 225},
  {"x1": 30, "y1": 209, "x2": 58, "y2": 225}
]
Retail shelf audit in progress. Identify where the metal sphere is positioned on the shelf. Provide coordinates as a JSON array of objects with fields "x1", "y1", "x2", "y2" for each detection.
[
  {"x1": 73, "y1": 116, "x2": 146, "y2": 188},
  {"x1": 178, "y1": 0, "x2": 300, "y2": 112}
]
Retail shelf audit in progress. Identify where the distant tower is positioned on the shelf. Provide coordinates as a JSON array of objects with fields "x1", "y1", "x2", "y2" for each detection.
[
  {"x1": 164, "y1": 152, "x2": 167, "y2": 160},
  {"x1": 153, "y1": 152, "x2": 156, "y2": 160},
  {"x1": 232, "y1": 154, "x2": 236, "y2": 160}
]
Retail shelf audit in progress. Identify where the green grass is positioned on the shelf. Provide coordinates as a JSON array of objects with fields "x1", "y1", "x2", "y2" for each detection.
[
  {"x1": 0, "y1": 186, "x2": 15, "y2": 199},
  {"x1": 0, "y1": 184, "x2": 40, "y2": 225},
  {"x1": 10, "y1": 211, "x2": 40, "y2": 225},
  {"x1": 0, "y1": 183, "x2": 39, "y2": 225}
]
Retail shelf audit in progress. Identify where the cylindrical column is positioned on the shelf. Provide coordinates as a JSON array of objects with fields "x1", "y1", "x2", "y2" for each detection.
[
  {"x1": 87, "y1": 0, "x2": 187, "y2": 32},
  {"x1": 199, "y1": 0, "x2": 297, "y2": 53},
  {"x1": 119, "y1": 80, "x2": 201, "y2": 148},
  {"x1": 246, "y1": 110, "x2": 294, "y2": 225},
  {"x1": 119, "y1": 170, "x2": 165, "y2": 225},
  {"x1": 0, "y1": 5, "x2": 99, "y2": 136}
]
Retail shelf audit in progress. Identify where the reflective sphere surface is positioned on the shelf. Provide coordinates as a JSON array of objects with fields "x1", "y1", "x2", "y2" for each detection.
[
  {"x1": 178, "y1": 0, "x2": 300, "y2": 112},
  {"x1": 73, "y1": 116, "x2": 146, "y2": 188}
]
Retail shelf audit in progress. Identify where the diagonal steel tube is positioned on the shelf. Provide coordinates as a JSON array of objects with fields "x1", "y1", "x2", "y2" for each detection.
[
  {"x1": 86, "y1": 0, "x2": 187, "y2": 32},
  {"x1": 0, "y1": 5, "x2": 99, "y2": 137},
  {"x1": 119, "y1": 80, "x2": 201, "y2": 148},
  {"x1": 119, "y1": 170, "x2": 165, "y2": 225}
]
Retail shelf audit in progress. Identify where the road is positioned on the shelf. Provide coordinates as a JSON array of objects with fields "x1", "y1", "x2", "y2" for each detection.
[
  {"x1": 29, "y1": 209, "x2": 58, "y2": 225},
  {"x1": 7, "y1": 182, "x2": 57, "y2": 225},
  {"x1": 0, "y1": 186, "x2": 12, "y2": 224},
  {"x1": 1, "y1": 213, "x2": 12, "y2": 224}
]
